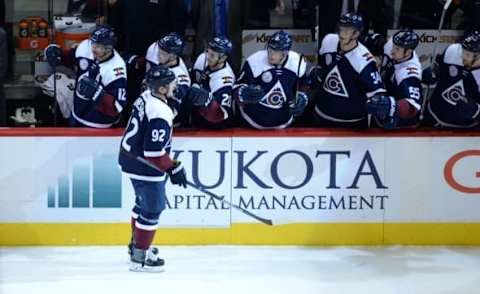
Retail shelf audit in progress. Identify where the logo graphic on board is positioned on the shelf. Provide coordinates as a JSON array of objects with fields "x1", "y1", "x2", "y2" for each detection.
[
  {"x1": 47, "y1": 154, "x2": 121, "y2": 208},
  {"x1": 444, "y1": 150, "x2": 480, "y2": 194}
]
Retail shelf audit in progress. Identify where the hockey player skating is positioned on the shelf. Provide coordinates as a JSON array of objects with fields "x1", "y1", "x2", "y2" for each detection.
[
  {"x1": 424, "y1": 31, "x2": 480, "y2": 128},
  {"x1": 235, "y1": 30, "x2": 308, "y2": 129},
  {"x1": 311, "y1": 13, "x2": 386, "y2": 128},
  {"x1": 118, "y1": 65, "x2": 187, "y2": 272},
  {"x1": 44, "y1": 26, "x2": 128, "y2": 128},
  {"x1": 189, "y1": 36, "x2": 236, "y2": 128},
  {"x1": 366, "y1": 29, "x2": 423, "y2": 129}
]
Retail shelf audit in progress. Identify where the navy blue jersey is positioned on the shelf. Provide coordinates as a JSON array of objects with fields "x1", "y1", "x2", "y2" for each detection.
[
  {"x1": 315, "y1": 34, "x2": 386, "y2": 122},
  {"x1": 146, "y1": 41, "x2": 191, "y2": 126},
  {"x1": 118, "y1": 90, "x2": 174, "y2": 181},
  {"x1": 237, "y1": 50, "x2": 307, "y2": 129},
  {"x1": 428, "y1": 43, "x2": 480, "y2": 127},
  {"x1": 72, "y1": 39, "x2": 128, "y2": 128},
  {"x1": 191, "y1": 52, "x2": 235, "y2": 128},
  {"x1": 381, "y1": 39, "x2": 423, "y2": 126}
]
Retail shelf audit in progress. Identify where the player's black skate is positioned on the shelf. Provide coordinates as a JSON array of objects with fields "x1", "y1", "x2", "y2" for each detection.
[
  {"x1": 129, "y1": 246, "x2": 165, "y2": 272},
  {"x1": 128, "y1": 238, "x2": 160, "y2": 262}
]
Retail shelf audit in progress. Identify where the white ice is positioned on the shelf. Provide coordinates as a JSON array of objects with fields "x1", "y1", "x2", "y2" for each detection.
[{"x1": 1, "y1": 246, "x2": 480, "y2": 294}]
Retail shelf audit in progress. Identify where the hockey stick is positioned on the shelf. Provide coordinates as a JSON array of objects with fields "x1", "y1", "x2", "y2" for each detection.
[
  {"x1": 418, "y1": 0, "x2": 453, "y2": 124},
  {"x1": 120, "y1": 149, "x2": 274, "y2": 226}
]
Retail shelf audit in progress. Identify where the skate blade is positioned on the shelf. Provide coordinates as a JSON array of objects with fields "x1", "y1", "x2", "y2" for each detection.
[{"x1": 129, "y1": 262, "x2": 165, "y2": 273}]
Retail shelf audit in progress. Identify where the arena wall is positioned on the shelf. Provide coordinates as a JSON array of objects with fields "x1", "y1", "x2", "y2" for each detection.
[{"x1": 0, "y1": 128, "x2": 479, "y2": 245}]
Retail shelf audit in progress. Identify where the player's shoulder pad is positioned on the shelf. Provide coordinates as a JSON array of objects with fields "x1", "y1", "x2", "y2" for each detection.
[
  {"x1": 193, "y1": 52, "x2": 207, "y2": 71},
  {"x1": 319, "y1": 34, "x2": 339, "y2": 55},
  {"x1": 284, "y1": 51, "x2": 307, "y2": 77},
  {"x1": 443, "y1": 43, "x2": 463, "y2": 66},
  {"x1": 172, "y1": 58, "x2": 191, "y2": 86},
  {"x1": 142, "y1": 90, "x2": 174, "y2": 125},
  {"x1": 209, "y1": 62, "x2": 235, "y2": 93},
  {"x1": 146, "y1": 41, "x2": 159, "y2": 65},
  {"x1": 394, "y1": 52, "x2": 422, "y2": 84},
  {"x1": 75, "y1": 39, "x2": 94, "y2": 60},
  {"x1": 99, "y1": 50, "x2": 127, "y2": 86},
  {"x1": 344, "y1": 41, "x2": 376, "y2": 74},
  {"x1": 246, "y1": 50, "x2": 273, "y2": 78}
]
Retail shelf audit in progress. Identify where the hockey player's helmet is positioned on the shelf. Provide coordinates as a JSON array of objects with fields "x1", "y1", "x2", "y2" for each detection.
[
  {"x1": 157, "y1": 32, "x2": 185, "y2": 55},
  {"x1": 208, "y1": 36, "x2": 233, "y2": 55},
  {"x1": 462, "y1": 31, "x2": 480, "y2": 54},
  {"x1": 90, "y1": 26, "x2": 116, "y2": 47},
  {"x1": 393, "y1": 29, "x2": 419, "y2": 50},
  {"x1": 145, "y1": 65, "x2": 176, "y2": 91},
  {"x1": 338, "y1": 13, "x2": 364, "y2": 32},
  {"x1": 267, "y1": 30, "x2": 293, "y2": 51}
]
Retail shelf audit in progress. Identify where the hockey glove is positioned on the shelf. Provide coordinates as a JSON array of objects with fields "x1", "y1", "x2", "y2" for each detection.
[
  {"x1": 87, "y1": 61, "x2": 100, "y2": 79},
  {"x1": 77, "y1": 76, "x2": 105, "y2": 101},
  {"x1": 289, "y1": 91, "x2": 309, "y2": 117},
  {"x1": 237, "y1": 84, "x2": 264, "y2": 104},
  {"x1": 44, "y1": 44, "x2": 63, "y2": 67},
  {"x1": 187, "y1": 84, "x2": 213, "y2": 108},
  {"x1": 366, "y1": 95, "x2": 397, "y2": 120},
  {"x1": 167, "y1": 160, "x2": 187, "y2": 188}
]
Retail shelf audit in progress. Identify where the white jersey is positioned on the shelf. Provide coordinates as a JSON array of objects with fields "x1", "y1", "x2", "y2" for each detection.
[
  {"x1": 72, "y1": 39, "x2": 128, "y2": 128},
  {"x1": 145, "y1": 41, "x2": 191, "y2": 87}
]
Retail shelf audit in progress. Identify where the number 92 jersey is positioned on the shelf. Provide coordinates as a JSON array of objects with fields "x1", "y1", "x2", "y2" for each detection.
[{"x1": 118, "y1": 90, "x2": 175, "y2": 181}]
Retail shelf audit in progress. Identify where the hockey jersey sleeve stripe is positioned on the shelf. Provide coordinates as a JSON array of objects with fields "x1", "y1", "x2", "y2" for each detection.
[
  {"x1": 366, "y1": 88, "x2": 386, "y2": 98},
  {"x1": 144, "y1": 150, "x2": 166, "y2": 157},
  {"x1": 115, "y1": 101, "x2": 123, "y2": 113},
  {"x1": 405, "y1": 98, "x2": 421, "y2": 111}
]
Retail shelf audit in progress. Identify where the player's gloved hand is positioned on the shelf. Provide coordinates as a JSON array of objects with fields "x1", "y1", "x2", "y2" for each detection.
[
  {"x1": 44, "y1": 44, "x2": 63, "y2": 67},
  {"x1": 366, "y1": 95, "x2": 397, "y2": 120},
  {"x1": 77, "y1": 76, "x2": 105, "y2": 101},
  {"x1": 87, "y1": 61, "x2": 100, "y2": 79},
  {"x1": 306, "y1": 65, "x2": 322, "y2": 85},
  {"x1": 289, "y1": 91, "x2": 309, "y2": 117},
  {"x1": 237, "y1": 84, "x2": 264, "y2": 104},
  {"x1": 167, "y1": 160, "x2": 187, "y2": 188},
  {"x1": 187, "y1": 84, "x2": 213, "y2": 108}
]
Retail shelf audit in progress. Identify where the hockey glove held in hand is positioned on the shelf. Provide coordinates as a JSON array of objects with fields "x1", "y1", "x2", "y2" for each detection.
[
  {"x1": 77, "y1": 77, "x2": 105, "y2": 101},
  {"x1": 367, "y1": 95, "x2": 397, "y2": 120},
  {"x1": 289, "y1": 91, "x2": 308, "y2": 117},
  {"x1": 167, "y1": 160, "x2": 187, "y2": 188},
  {"x1": 237, "y1": 84, "x2": 264, "y2": 104},
  {"x1": 187, "y1": 84, "x2": 213, "y2": 108}
]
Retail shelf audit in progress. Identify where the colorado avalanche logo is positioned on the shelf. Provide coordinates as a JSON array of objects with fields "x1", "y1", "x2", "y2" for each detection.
[
  {"x1": 441, "y1": 80, "x2": 467, "y2": 105},
  {"x1": 259, "y1": 81, "x2": 286, "y2": 109},
  {"x1": 323, "y1": 65, "x2": 349, "y2": 98}
]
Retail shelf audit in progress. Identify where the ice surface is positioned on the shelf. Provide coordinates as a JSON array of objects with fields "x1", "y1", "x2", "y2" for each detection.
[{"x1": 1, "y1": 246, "x2": 480, "y2": 294}]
